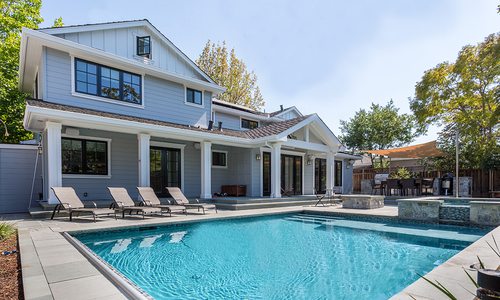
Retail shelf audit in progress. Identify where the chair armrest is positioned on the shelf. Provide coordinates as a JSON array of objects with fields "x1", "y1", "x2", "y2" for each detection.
[{"x1": 115, "y1": 201, "x2": 124, "y2": 208}]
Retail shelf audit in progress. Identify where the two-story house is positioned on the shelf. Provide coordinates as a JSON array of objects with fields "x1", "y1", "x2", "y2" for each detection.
[{"x1": 19, "y1": 20, "x2": 358, "y2": 204}]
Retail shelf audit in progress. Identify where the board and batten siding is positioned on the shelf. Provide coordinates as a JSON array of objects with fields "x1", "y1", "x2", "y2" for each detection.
[
  {"x1": 44, "y1": 48, "x2": 212, "y2": 128},
  {"x1": 54, "y1": 26, "x2": 205, "y2": 81},
  {"x1": 0, "y1": 145, "x2": 43, "y2": 213}
]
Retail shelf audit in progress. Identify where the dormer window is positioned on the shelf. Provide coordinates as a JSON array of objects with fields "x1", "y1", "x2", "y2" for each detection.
[
  {"x1": 241, "y1": 118, "x2": 258, "y2": 129},
  {"x1": 137, "y1": 36, "x2": 151, "y2": 58}
]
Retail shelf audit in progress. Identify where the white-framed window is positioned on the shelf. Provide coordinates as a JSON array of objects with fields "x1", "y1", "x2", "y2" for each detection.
[
  {"x1": 212, "y1": 150, "x2": 227, "y2": 168},
  {"x1": 61, "y1": 135, "x2": 111, "y2": 178},
  {"x1": 185, "y1": 87, "x2": 203, "y2": 106}
]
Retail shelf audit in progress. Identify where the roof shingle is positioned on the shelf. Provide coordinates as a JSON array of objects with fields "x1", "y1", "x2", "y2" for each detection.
[{"x1": 26, "y1": 99, "x2": 309, "y2": 140}]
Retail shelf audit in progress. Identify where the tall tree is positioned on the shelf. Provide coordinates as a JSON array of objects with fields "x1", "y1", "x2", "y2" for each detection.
[
  {"x1": 52, "y1": 16, "x2": 63, "y2": 27},
  {"x1": 410, "y1": 33, "x2": 499, "y2": 170},
  {"x1": 196, "y1": 40, "x2": 264, "y2": 111},
  {"x1": 0, "y1": 0, "x2": 43, "y2": 143},
  {"x1": 340, "y1": 100, "x2": 422, "y2": 166}
]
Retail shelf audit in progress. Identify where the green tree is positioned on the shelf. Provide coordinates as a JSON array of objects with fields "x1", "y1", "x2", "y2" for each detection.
[
  {"x1": 339, "y1": 100, "x2": 422, "y2": 166},
  {"x1": 410, "y1": 33, "x2": 499, "y2": 170},
  {"x1": 52, "y1": 16, "x2": 63, "y2": 27},
  {"x1": 196, "y1": 40, "x2": 264, "y2": 111},
  {"x1": 0, "y1": 0, "x2": 43, "y2": 143}
]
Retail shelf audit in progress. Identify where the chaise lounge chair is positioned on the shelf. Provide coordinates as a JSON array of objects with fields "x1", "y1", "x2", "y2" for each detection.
[
  {"x1": 51, "y1": 187, "x2": 116, "y2": 222},
  {"x1": 137, "y1": 187, "x2": 187, "y2": 215},
  {"x1": 108, "y1": 187, "x2": 163, "y2": 219},
  {"x1": 166, "y1": 187, "x2": 217, "y2": 214}
]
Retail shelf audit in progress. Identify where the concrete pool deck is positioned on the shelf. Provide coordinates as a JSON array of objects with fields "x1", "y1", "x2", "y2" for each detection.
[{"x1": 4, "y1": 204, "x2": 498, "y2": 300}]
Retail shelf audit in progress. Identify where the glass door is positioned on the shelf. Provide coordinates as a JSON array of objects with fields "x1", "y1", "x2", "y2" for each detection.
[
  {"x1": 314, "y1": 158, "x2": 327, "y2": 194},
  {"x1": 262, "y1": 152, "x2": 271, "y2": 196},
  {"x1": 150, "y1": 147, "x2": 181, "y2": 197},
  {"x1": 281, "y1": 154, "x2": 302, "y2": 195}
]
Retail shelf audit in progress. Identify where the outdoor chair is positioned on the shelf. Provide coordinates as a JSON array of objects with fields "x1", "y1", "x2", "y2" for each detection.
[
  {"x1": 421, "y1": 178, "x2": 435, "y2": 195},
  {"x1": 371, "y1": 179, "x2": 384, "y2": 195},
  {"x1": 314, "y1": 188, "x2": 340, "y2": 206},
  {"x1": 400, "y1": 179, "x2": 417, "y2": 196},
  {"x1": 51, "y1": 187, "x2": 116, "y2": 222},
  {"x1": 137, "y1": 187, "x2": 187, "y2": 215},
  {"x1": 166, "y1": 187, "x2": 217, "y2": 214},
  {"x1": 281, "y1": 187, "x2": 294, "y2": 197},
  {"x1": 385, "y1": 179, "x2": 402, "y2": 196},
  {"x1": 108, "y1": 187, "x2": 163, "y2": 219}
]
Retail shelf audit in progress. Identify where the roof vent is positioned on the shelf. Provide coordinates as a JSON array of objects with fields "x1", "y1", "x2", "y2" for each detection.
[
  {"x1": 218, "y1": 121, "x2": 223, "y2": 132},
  {"x1": 208, "y1": 120, "x2": 214, "y2": 131},
  {"x1": 280, "y1": 105, "x2": 284, "y2": 111}
]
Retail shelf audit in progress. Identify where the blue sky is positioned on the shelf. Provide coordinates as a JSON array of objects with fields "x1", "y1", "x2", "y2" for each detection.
[{"x1": 40, "y1": 0, "x2": 499, "y2": 145}]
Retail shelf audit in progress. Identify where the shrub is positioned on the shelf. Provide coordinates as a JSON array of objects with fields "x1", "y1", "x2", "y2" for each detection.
[{"x1": 0, "y1": 221, "x2": 15, "y2": 241}]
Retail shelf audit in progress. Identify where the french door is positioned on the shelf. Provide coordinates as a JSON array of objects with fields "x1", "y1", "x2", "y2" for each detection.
[
  {"x1": 262, "y1": 152, "x2": 271, "y2": 196},
  {"x1": 314, "y1": 158, "x2": 327, "y2": 194},
  {"x1": 150, "y1": 147, "x2": 181, "y2": 197},
  {"x1": 281, "y1": 155, "x2": 302, "y2": 195}
]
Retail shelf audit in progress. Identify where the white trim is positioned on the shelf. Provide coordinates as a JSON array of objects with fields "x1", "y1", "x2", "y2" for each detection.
[
  {"x1": 184, "y1": 85, "x2": 205, "y2": 108},
  {"x1": 211, "y1": 150, "x2": 228, "y2": 169},
  {"x1": 61, "y1": 133, "x2": 112, "y2": 179},
  {"x1": 239, "y1": 116, "x2": 259, "y2": 130},
  {"x1": 150, "y1": 141, "x2": 185, "y2": 192},
  {"x1": 212, "y1": 103, "x2": 282, "y2": 122},
  {"x1": 138, "y1": 134, "x2": 150, "y2": 187},
  {"x1": 70, "y1": 56, "x2": 146, "y2": 109},
  {"x1": 200, "y1": 141, "x2": 212, "y2": 198},
  {"x1": 0, "y1": 144, "x2": 39, "y2": 150},
  {"x1": 45, "y1": 121, "x2": 62, "y2": 204}
]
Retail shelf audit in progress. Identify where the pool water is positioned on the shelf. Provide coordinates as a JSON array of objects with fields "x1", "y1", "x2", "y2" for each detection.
[{"x1": 74, "y1": 214, "x2": 489, "y2": 299}]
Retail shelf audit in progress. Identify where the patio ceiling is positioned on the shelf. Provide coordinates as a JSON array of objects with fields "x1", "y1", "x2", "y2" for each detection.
[{"x1": 364, "y1": 141, "x2": 444, "y2": 159}]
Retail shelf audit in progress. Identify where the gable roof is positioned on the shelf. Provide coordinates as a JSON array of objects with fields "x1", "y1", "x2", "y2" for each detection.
[
  {"x1": 270, "y1": 106, "x2": 303, "y2": 118},
  {"x1": 38, "y1": 19, "x2": 216, "y2": 85}
]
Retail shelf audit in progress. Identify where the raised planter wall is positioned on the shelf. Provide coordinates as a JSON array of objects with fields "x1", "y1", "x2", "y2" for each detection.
[
  {"x1": 342, "y1": 195, "x2": 384, "y2": 209},
  {"x1": 470, "y1": 201, "x2": 500, "y2": 226},
  {"x1": 397, "y1": 199, "x2": 443, "y2": 222}
]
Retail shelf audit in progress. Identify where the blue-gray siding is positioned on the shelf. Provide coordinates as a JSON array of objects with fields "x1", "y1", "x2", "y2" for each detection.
[
  {"x1": 0, "y1": 146, "x2": 43, "y2": 213},
  {"x1": 214, "y1": 112, "x2": 241, "y2": 131},
  {"x1": 44, "y1": 48, "x2": 212, "y2": 128}
]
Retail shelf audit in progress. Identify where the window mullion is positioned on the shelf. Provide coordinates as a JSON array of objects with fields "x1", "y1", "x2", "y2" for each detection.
[{"x1": 81, "y1": 140, "x2": 87, "y2": 175}]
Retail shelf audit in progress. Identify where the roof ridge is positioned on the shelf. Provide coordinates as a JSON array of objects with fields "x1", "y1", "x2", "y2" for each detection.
[{"x1": 37, "y1": 19, "x2": 149, "y2": 31}]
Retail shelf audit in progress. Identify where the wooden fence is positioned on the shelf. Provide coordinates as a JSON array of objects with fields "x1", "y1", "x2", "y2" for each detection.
[{"x1": 353, "y1": 168, "x2": 500, "y2": 197}]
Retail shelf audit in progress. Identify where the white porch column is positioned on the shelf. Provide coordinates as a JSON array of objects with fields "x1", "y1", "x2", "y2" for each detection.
[
  {"x1": 326, "y1": 151, "x2": 335, "y2": 192},
  {"x1": 138, "y1": 134, "x2": 150, "y2": 187},
  {"x1": 45, "y1": 121, "x2": 62, "y2": 204},
  {"x1": 270, "y1": 142, "x2": 282, "y2": 198},
  {"x1": 200, "y1": 141, "x2": 212, "y2": 199}
]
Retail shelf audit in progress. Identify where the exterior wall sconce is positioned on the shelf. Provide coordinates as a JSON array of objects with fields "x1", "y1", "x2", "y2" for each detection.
[
  {"x1": 193, "y1": 142, "x2": 201, "y2": 150},
  {"x1": 37, "y1": 145, "x2": 43, "y2": 155},
  {"x1": 306, "y1": 154, "x2": 313, "y2": 165},
  {"x1": 256, "y1": 154, "x2": 261, "y2": 160}
]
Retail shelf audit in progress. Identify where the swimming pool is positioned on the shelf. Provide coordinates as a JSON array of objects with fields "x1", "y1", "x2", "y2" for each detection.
[{"x1": 73, "y1": 214, "x2": 489, "y2": 299}]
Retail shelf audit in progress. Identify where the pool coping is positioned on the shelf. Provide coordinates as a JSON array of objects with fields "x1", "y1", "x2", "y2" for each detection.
[{"x1": 14, "y1": 205, "x2": 497, "y2": 300}]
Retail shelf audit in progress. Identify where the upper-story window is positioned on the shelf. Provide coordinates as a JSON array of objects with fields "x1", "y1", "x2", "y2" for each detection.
[
  {"x1": 186, "y1": 88, "x2": 202, "y2": 105},
  {"x1": 75, "y1": 58, "x2": 142, "y2": 105},
  {"x1": 241, "y1": 118, "x2": 258, "y2": 129},
  {"x1": 137, "y1": 36, "x2": 151, "y2": 58}
]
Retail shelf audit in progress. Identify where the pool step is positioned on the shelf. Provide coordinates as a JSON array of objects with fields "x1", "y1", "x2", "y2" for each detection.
[{"x1": 285, "y1": 214, "x2": 482, "y2": 243}]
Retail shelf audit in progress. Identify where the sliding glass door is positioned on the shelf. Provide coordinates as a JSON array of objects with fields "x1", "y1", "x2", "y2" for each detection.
[{"x1": 314, "y1": 158, "x2": 327, "y2": 194}]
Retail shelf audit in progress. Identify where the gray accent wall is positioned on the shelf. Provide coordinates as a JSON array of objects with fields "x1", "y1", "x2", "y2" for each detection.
[
  {"x1": 210, "y1": 145, "x2": 255, "y2": 196},
  {"x1": 44, "y1": 48, "x2": 212, "y2": 128},
  {"x1": 0, "y1": 146, "x2": 43, "y2": 214},
  {"x1": 342, "y1": 160, "x2": 353, "y2": 194}
]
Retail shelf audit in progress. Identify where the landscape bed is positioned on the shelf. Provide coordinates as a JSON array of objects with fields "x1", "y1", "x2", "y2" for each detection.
[{"x1": 70, "y1": 213, "x2": 492, "y2": 300}]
